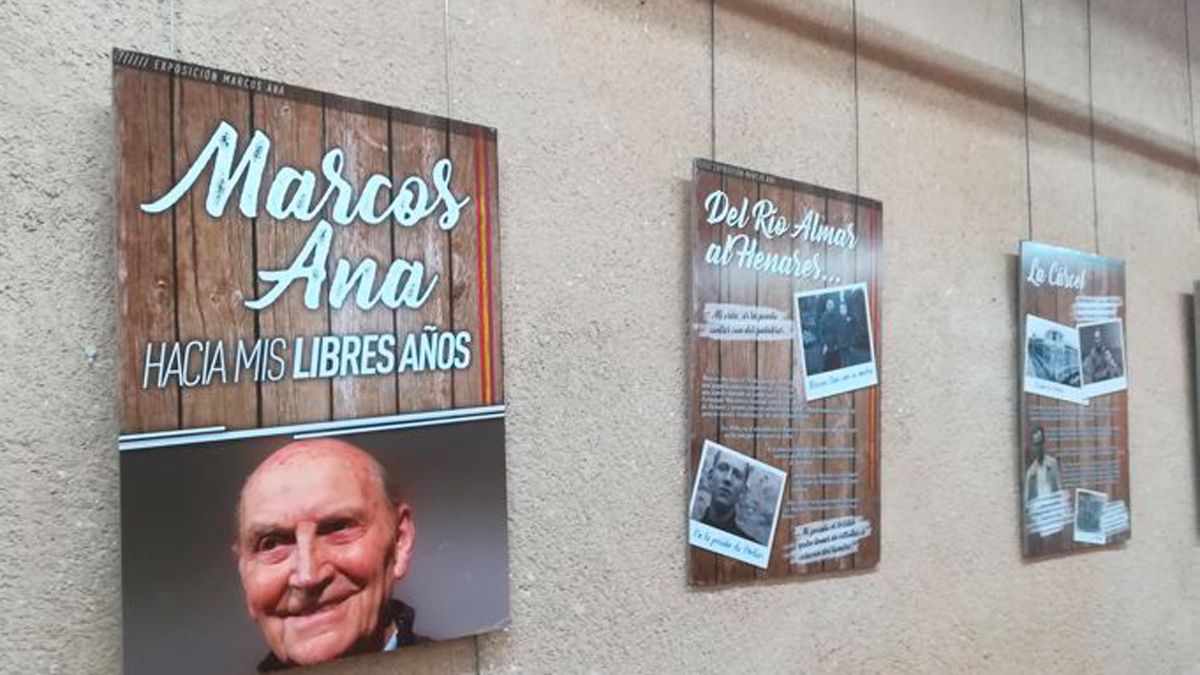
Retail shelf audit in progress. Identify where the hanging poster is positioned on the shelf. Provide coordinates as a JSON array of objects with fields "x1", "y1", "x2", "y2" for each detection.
[
  {"x1": 1195, "y1": 283, "x2": 1200, "y2": 501},
  {"x1": 687, "y1": 159, "x2": 882, "y2": 585},
  {"x1": 113, "y1": 49, "x2": 508, "y2": 674},
  {"x1": 1019, "y1": 241, "x2": 1130, "y2": 557}
]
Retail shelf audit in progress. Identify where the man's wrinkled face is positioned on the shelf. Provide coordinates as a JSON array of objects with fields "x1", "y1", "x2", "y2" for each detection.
[
  {"x1": 235, "y1": 441, "x2": 413, "y2": 667},
  {"x1": 1032, "y1": 428, "x2": 1045, "y2": 462},
  {"x1": 708, "y1": 454, "x2": 748, "y2": 510}
]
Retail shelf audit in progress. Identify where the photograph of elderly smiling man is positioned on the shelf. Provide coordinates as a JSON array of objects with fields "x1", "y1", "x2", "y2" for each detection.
[
  {"x1": 120, "y1": 420, "x2": 509, "y2": 675},
  {"x1": 234, "y1": 439, "x2": 421, "y2": 671}
]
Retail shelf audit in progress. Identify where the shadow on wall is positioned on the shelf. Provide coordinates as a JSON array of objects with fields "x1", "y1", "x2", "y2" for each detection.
[
  {"x1": 1008, "y1": 253, "x2": 1026, "y2": 543},
  {"x1": 587, "y1": 0, "x2": 1199, "y2": 175},
  {"x1": 1188, "y1": 290, "x2": 1200, "y2": 538}
]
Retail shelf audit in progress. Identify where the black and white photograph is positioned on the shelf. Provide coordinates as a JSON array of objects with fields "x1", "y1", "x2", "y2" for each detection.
[
  {"x1": 1073, "y1": 489, "x2": 1108, "y2": 544},
  {"x1": 1078, "y1": 319, "x2": 1127, "y2": 398},
  {"x1": 1024, "y1": 314, "x2": 1085, "y2": 404},
  {"x1": 688, "y1": 440, "x2": 787, "y2": 569},
  {"x1": 1022, "y1": 425, "x2": 1070, "y2": 538},
  {"x1": 794, "y1": 282, "x2": 878, "y2": 401}
]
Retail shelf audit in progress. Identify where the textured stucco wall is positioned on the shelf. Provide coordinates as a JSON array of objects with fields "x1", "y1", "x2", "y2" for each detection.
[{"x1": 3, "y1": 1, "x2": 1200, "y2": 673}]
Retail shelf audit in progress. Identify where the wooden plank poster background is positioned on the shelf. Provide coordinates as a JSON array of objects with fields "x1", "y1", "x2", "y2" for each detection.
[
  {"x1": 1018, "y1": 241, "x2": 1129, "y2": 557},
  {"x1": 688, "y1": 159, "x2": 882, "y2": 585},
  {"x1": 114, "y1": 49, "x2": 503, "y2": 435}
]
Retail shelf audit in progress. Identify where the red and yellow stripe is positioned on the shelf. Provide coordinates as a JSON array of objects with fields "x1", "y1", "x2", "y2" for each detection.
[{"x1": 474, "y1": 132, "x2": 495, "y2": 404}]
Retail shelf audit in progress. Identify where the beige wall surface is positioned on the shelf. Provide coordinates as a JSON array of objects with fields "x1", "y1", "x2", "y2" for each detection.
[{"x1": 3, "y1": 0, "x2": 1200, "y2": 673}]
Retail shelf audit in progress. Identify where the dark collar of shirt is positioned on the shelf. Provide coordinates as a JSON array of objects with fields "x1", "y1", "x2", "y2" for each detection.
[{"x1": 701, "y1": 507, "x2": 755, "y2": 542}]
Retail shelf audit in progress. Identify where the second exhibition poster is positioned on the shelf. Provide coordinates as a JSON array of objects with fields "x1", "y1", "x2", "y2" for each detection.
[
  {"x1": 687, "y1": 159, "x2": 882, "y2": 586},
  {"x1": 1019, "y1": 240, "x2": 1131, "y2": 557}
]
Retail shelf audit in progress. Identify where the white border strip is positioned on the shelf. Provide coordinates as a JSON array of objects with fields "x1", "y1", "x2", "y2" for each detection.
[
  {"x1": 118, "y1": 405, "x2": 505, "y2": 452},
  {"x1": 119, "y1": 425, "x2": 227, "y2": 441},
  {"x1": 294, "y1": 411, "x2": 507, "y2": 439}
]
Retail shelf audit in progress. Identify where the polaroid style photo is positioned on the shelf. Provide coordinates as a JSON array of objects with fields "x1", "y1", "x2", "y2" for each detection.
[
  {"x1": 1023, "y1": 314, "x2": 1086, "y2": 404},
  {"x1": 1073, "y1": 488, "x2": 1109, "y2": 545},
  {"x1": 793, "y1": 282, "x2": 878, "y2": 401},
  {"x1": 1077, "y1": 318, "x2": 1127, "y2": 398},
  {"x1": 688, "y1": 440, "x2": 787, "y2": 569}
]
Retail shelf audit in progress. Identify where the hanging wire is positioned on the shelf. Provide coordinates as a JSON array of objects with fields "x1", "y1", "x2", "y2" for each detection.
[
  {"x1": 165, "y1": 0, "x2": 177, "y2": 57},
  {"x1": 852, "y1": 0, "x2": 861, "y2": 195},
  {"x1": 443, "y1": 0, "x2": 453, "y2": 118},
  {"x1": 1086, "y1": 0, "x2": 1100, "y2": 254},
  {"x1": 1184, "y1": 0, "x2": 1200, "y2": 235},
  {"x1": 1019, "y1": 0, "x2": 1034, "y2": 240},
  {"x1": 710, "y1": 0, "x2": 716, "y2": 160}
]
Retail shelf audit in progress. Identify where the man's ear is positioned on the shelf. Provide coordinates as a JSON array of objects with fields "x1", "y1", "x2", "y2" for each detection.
[{"x1": 391, "y1": 502, "x2": 416, "y2": 579}]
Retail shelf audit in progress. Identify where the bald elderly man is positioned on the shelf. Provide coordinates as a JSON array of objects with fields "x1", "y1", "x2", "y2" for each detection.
[{"x1": 233, "y1": 438, "x2": 423, "y2": 671}]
